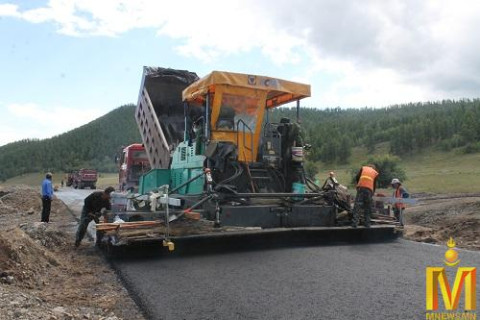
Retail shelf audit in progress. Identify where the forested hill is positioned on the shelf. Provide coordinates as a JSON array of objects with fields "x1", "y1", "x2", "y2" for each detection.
[
  {"x1": 273, "y1": 99, "x2": 480, "y2": 164},
  {"x1": 1, "y1": 99, "x2": 480, "y2": 182},
  {"x1": 0, "y1": 104, "x2": 140, "y2": 181}
]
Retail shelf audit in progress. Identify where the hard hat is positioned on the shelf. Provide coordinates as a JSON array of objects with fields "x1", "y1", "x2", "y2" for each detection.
[
  {"x1": 329, "y1": 171, "x2": 335, "y2": 176},
  {"x1": 391, "y1": 178, "x2": 401, "y2": 185}
]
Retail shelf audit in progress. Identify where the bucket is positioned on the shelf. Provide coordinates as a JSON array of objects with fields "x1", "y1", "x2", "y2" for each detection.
[
  {"x1": 292, "y1": 182, "x2": 305, "y2": 200},
  {"x1": 291, "y1": 147, "x2": 304, "y2": 162}
]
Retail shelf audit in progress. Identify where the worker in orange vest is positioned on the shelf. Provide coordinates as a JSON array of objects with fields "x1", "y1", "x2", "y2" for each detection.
[
  {"x1": 352, "y1": 164, "x2": 379, "y2": 228},
  {"x1": 391, "y1": 178, "x2": 409, "y2": 226}
]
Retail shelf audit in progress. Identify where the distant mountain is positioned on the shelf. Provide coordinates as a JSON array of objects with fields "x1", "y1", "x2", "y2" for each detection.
[{"x1": 0, "y1": 104, "x2": 141, "y2": 181}]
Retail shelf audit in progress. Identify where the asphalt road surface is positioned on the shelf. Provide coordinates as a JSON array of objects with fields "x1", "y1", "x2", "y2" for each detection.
[{"x1": 57, "y1": 189, "x2": 480, "y2": 320}]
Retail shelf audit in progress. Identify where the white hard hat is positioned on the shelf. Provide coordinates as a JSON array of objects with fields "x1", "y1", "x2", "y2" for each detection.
[{"x1": 391, "y1": 178, "x2": 401, "y2": 185}]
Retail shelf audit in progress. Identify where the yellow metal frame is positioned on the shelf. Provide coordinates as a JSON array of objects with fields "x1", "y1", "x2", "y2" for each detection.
[{"x1": 182, "y1": 71, "x2": 311, "y2": 163}]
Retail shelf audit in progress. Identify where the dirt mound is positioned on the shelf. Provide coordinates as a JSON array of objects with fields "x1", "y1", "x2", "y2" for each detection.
[
  {"x1": 0, "y1": 185, "x2": 71, "y2": 230},
  {"x1": 0, "y1": 185, "x2": 144, "y2": 320},
  {"x1": 404, "y1": 196, "x2": 480, "y2": 250},
  {"x1": 0, "y1": 227, "x2": 62, "y2": 289},
  {"x1": 20, "y1": 221, "x2": 70, "y2": 248},
  {"x1": 0, "y1": 186, "x2": 42, "y2": 213}
]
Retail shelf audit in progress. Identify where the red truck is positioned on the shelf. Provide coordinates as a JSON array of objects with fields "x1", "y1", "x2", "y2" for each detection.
[
  {"x1": 70, "y1": 169, "x2": 98, "y2": 189},
  {"x1": 118, "y1": 144, "x2": 150, "y2": 192}
]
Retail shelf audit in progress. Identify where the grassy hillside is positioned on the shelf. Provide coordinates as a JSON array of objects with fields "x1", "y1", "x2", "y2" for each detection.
[
  {"x1": 315, "y1": 146, "x2": 480, "y2": 194},
  {"x1": 273, "y1": 99, "x2": 480, "y2": 164},
  {"x1": 0, "y1": 104, "x2": 140, "y2": 181}
]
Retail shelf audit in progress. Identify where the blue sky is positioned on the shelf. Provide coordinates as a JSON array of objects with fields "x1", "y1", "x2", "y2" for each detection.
[{"x1": 1, "y1": 0, "x2": 480, "y2": 146}]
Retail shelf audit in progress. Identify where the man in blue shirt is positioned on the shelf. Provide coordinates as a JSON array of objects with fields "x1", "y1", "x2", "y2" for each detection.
[{"x1": 41, "y1": 172, "x2": 54, "y2": 222}]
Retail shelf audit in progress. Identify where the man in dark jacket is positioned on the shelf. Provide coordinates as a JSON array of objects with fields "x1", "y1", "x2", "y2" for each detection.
[
  {"x1": 75, "y1": 186, "x2": 115, "y2": 247},
  {"x1": 352, "y1": 164, "x2": 379, "y2": 228}
]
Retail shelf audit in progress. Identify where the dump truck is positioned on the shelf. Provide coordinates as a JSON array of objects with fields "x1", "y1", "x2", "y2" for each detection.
[
  {"x1": 96, "y1": 67, "x2": 400, "y2": 249},
  {"x1": 72, "y1": 168, "x2": 98, "y2": 189},
  {"x1": 118, "y1": 143, "x2": 151, "y2": 192}
]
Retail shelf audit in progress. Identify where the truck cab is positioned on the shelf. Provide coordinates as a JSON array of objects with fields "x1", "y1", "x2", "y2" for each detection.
[{"x1": 118, "y1": 143, "x2": 151, "y2": 192}]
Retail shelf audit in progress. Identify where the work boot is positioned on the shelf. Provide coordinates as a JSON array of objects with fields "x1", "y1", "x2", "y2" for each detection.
[
  {"x1": 364, "y1": 213, "x2": 371, "y2": 228},
  {"x1": 74, "y1": 240, "x2": 80, "y2": 248}
]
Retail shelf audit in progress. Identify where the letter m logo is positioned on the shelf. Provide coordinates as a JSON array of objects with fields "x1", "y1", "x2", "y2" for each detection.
[{"x1": 426, "y1": 267, "x2": 476, "y2": 310}]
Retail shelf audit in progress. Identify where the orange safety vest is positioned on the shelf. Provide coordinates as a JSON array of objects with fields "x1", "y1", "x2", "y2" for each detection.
[
  {"x1": 356, "y1": 166, "x2": 378, "y2": 192},
  {"x1": 394, "y1": 187, "x2": 406, "y2": 209}
]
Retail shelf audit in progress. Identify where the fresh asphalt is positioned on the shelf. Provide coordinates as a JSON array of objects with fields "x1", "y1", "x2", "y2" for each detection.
[{"x1": 56, "y1": 189, "x2": 480, "y2": 320}]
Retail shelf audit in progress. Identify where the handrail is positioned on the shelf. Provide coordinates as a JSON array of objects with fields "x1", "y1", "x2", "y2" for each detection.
[{"x1": 236, "y1": 119, "x2": 254, "y2": 163}]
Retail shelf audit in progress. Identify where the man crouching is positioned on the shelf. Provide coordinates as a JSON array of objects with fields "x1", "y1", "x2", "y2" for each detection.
[{"x1": 75, "y1": 186, "x2": 115, "y2": 248}]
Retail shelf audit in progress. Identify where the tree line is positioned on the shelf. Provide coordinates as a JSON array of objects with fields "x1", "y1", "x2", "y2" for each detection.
[
  {"x1": 272, "y1": 99, "x2": 480, "y2": 164},
  {"x1": 1, "y1": 99, "x2": 479, "y2": 182}
]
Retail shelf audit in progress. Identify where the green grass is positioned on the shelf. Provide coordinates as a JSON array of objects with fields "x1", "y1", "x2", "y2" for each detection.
[
  {"x1": 0, "y1": 172, "x2": 61, "y2": 187},
  {"x1": 96, "y1": 173, "x2": 118, "y2": 189},
  {"x1": 315, "y1": 146, "x2": 480, "y2": 194},
  {"x1": 402, "y1": 150, "x2": 480, "y2": 193},
  {"x1": 0, "y1": 172, "x2": 118, "y2": 190}
]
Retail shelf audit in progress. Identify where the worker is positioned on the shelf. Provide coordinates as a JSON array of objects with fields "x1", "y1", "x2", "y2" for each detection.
[
  {"x1": 351, "y1": 164, "x2": 379, "y2": 228},
  {"x1": 192, "y1": 116, "x2": 204, "y2": 155},
  {"x1": 75, "y1": 186, "x2": 115, "y2": 248},
  {"x1": 280, "y1": 117, "x2": 305, "y2": 148},
  {"x1": 217, "y1": 106, "x2": 235, "y2": 130},
  {"x1": 391, "y1": 178, "x2": 409, "y2": 226},
  {"x1": 322, "y1": 171, "x2": 339, "y2": 191},
  {"x1": 41, "y1": 172, "x2": 54, "y2": 223}
]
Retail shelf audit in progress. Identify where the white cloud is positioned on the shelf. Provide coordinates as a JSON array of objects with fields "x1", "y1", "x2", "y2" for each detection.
[
  {"x1": 1, "y1": 0, "x2": 480, "y2": 107},
  {"x1": 0, "y1": 3, "x2": 19, "y2": 17},
  {"x1": 0, "y1": 103, "x2": 104, "y2": 146}
]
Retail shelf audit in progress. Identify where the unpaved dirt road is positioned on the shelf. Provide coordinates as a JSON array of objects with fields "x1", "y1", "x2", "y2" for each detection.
[
  {"x1": 55, "y1": 188, "x2": 94, "y2": 215},
  {"x1": 57, "y1": 189, "x2": 480, "y2": 320}
]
